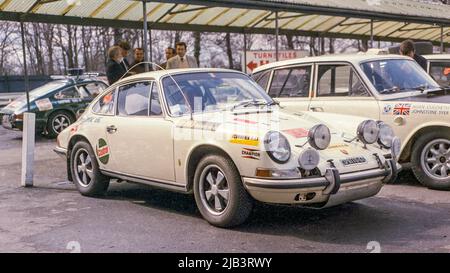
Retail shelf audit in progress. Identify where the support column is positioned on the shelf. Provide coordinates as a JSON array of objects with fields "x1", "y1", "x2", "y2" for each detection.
[
  {"x1": 142, "y1": 0, "x2": 149, "y2": 71},
  {"x1": 275, "y1": 11, "x2": 279, "y2": 61}
]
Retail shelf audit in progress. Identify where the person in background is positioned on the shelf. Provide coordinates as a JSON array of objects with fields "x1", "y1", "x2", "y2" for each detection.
[
  {"x1": 130, "y1": 48, "x2": 148, "y2": 74},
  {"x1": 106, "y1": 46, "x2": 127, "y2": 85},
  {"x1": 399, "y1": 40, "x2": 428, "y2": 71},
  {"x1": 166, "y1": 42, "x2": 198, "y2": 69},
  {"x1": 118, "y1": 40, "x2": 131, "y2": 72},
  {"x1": 158, "y1": 47, "x2": 176, "y2": 70}
]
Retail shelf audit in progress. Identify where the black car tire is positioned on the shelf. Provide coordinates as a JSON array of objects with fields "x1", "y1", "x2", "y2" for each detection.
[
  {"x1": 70, "y1": 141, "x2": 110, "y2": 196},
  {"x1": 411, "y1": 131, "x2": 450, "y2": 190},
  {"x1": 193, "y1": 154, "x2": 253, "y2": 228},
  {"x1": 47, "y1": 111, "x2": 74, "y2": 138}
]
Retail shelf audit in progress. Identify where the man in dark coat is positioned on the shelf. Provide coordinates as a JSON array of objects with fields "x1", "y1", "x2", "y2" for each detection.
[
  {"x1": 399, "y1": 40, "x2": 428, "y2": 71},
  {"x1": 106, "y1": 46, "x2": 127, "y2": 85},
  {"x1": 130, "y1": 48, "x2": 148, "y2": 74},
  {"x1": 118, "y1": 40, "x2": 131, "y2": 72}
]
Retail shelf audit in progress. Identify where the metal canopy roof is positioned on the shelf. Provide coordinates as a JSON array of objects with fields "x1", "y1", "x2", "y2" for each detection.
[{"x1": 0, "y1": 0, "x2": 449, "y2": 46}]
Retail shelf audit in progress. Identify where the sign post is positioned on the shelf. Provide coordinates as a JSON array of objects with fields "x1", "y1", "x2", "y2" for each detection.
[{"x1": 21, "y1": 113, "x2": 35, "y2": 187}]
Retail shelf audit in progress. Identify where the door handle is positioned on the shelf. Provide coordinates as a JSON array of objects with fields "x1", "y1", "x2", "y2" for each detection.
[
  {"x1": 310, "y1": 107, "x2": 324, "y2": 112},
  {"x1": 106, "y1": 125, "x2": 117, "y2": 134}
]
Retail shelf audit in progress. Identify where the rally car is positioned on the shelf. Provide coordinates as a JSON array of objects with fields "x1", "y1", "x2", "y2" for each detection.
[
  {"x1": 0, "y1": 74, "x2": 107, "y2": 137},
  {"x1": 54, "y1": 68, "x2": 400, "y2": 227},
  {"x1": 252, "y1": 54, "x2": 450, "y2": 190}
]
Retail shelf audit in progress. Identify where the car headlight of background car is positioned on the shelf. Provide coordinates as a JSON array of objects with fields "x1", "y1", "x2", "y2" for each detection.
[
  {"x1": 357, "y1": 120, "x2": 379, "y2": 144},
  {"x1": 377, "y1": 121, "x2": 395, "y2": 148},
  {"x1": 308, "y1": 124, "x2": 331, "y2": 150},
  {"x1": 264, "y1": 131, "x2": 291, "y2": 164},
  {"x1": 391, "y1": 137, "x2": 401, "y2": 159}
]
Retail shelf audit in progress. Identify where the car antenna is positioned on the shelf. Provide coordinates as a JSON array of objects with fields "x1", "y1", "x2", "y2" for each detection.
[{"x1": 119, "y1": 61, "x2": 194, "y2": 120}]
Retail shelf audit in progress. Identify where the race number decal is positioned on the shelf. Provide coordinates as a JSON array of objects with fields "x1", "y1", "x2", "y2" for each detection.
[{"x1": 35, "y1": 98, "x2": 53, "y2": 111}]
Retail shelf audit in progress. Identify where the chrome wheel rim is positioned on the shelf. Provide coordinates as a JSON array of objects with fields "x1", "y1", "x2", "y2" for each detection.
[
  {"x1": 421, "y1": 139, "x2": 450, "y2": 180},
  {"x1": 199, "y1": 165, "x2": 230, "y2": 216},
  {"x1": 52, "y1": 114, "x2": 70, "y2": 133},
  {"x1": 73, "y1": 148, "x2": 94, "y2": 188}
]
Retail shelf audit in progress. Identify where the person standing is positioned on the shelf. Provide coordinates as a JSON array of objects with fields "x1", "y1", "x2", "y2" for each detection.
[
  {"x1": 399, "y1": 40, "x2": 428, "y2": 71},
  {"x1": 158, "y1": 47, "x2": 176, "y2": 70},
  {"x1": 166, "y1": 42, "x2": 198, "y2": 69},
  {"x1": 106, "y1": 46, "x2": 127, "y2": 85},
  {"x1": 130, "y1": 48, "x2": 148, "y2": 74},
  {"x1": 118, "y1": 40, "x2": 131, "y2": 72}
]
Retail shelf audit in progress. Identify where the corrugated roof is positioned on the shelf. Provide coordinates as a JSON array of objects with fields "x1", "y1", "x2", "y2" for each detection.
[{"x1": 0, "y1": 0, "x2": 448, "y2": 45}]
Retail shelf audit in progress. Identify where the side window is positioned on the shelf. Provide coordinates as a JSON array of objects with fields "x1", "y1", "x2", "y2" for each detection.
[
  {"x1": 54, "y1": 87, "x2": 80, "y2": 100},
  {"x1": 150, "y1": 83, "x2": 162, "y2": 116},
  {"x1": 429, "y1": 62, "x2": 450, "y2": 86},
  {"x1": 82, "y1": 82, "x2": 107, "y2": 98},
  {"x1": 92, "y1": 89, "x2": 116, "y2": 115},
  {"x1": 117, "y1": 82, "x2": 151, "y2": 117},
  {"x1": 252, "y1": 70, "x2": 271, "y2": 91},
  {"x1": 317, "y1": 64, "x2": 369, "y2": 97},
  {"x1": 268, "y1": 67, "x2": 311, "y2": 98}
]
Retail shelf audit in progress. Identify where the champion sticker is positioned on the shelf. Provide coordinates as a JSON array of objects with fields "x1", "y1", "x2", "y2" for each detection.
[
  {"x1": 96, "y1": 138, "x2": 110, "y2": 164},
  {"x1": 241, "y1": 148, "x2": 260, "y2": 160}
]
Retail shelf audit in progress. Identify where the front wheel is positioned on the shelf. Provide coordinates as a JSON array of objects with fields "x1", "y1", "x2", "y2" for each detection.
[
  {"x1": 193, "y1": 155, "x2": 253, "y2": 228},
  {"x1": 70, "y1": 141, "x2": 110, "y2": 196},
  {"x1": 411, "y1": 131, "x2": 450, "y2": 190}
]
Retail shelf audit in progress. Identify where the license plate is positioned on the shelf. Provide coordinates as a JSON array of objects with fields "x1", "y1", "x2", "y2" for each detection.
[{"x1": 340, "y1": 156, "x2": 367, "y2": 166}]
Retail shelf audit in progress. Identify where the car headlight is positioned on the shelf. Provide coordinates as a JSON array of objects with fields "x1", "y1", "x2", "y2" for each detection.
[
  {"x1": 357, "y1": 120, "x2": 379, "y2": 144},
  {"x1": 308, "y1": 124, "x2": 331, "y2": 150},
  {"x1": 264, "y1": 131, "x2": 291, "y2": 164},
  {"x1": 377, "y1": 121, "x2": 395, "y2": 148},
  {"x1": 391, "y1": 137, "x2": 401, "y2": 159},
  {"x1": 298, "y1": 148, "x2": 320, "y2": 171}
]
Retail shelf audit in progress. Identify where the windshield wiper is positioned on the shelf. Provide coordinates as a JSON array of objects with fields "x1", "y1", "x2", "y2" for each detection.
[
  {"x1": 231, "y1": 100, "x2": 270, "y2": 111},
  {"x1": 379, "y1": 87, "x2": 400, "y2": 94}
]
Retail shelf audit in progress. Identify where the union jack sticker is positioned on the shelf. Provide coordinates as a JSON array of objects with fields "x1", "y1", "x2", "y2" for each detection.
[{"x1": 393, "y1": 103, "x2": 411, "y2": 116}]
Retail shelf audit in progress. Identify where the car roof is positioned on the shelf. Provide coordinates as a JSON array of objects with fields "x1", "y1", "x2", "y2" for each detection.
[
  {"x1": 252, "y1": 53, "x2": 412, "y2": 73},
  {"x1": 422, "y1": 54, "x2": 450, "y2": 60},
  {"x1": 123, "y1": 68, "x2": 246, "y2": 82}
]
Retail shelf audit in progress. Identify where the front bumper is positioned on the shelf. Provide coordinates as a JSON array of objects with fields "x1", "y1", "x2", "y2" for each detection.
[
  {"x1": 243, "y1": 159, "x2": 400, "y2": 206},
  {"x1": 54, "y1": 146, "x2": 68, "y2": 158}
]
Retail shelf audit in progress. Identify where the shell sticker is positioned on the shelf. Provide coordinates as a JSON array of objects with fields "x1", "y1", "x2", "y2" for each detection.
[{"x1": 96, "y1": 138, "x2": 110, "y2": 164}]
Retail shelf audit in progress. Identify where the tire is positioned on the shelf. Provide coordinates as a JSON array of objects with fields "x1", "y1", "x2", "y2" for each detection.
[
  {"x1": 47, "y1": 111, "x2": 74, "y2": 138},
  {"x1": 70, "y1": 141, "x2": 110, "y2": 196},
  {"x1": 411, "y1": 131, "x2": 450, "y2": 190},
  {"x1": 193, "y1": 154, "x2": 253, "y2": 228}
]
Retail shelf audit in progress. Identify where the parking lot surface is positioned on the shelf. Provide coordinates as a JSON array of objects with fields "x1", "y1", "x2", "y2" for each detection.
[{"x1": 0, "y1": 127, "x2": 449, "y2": 253}]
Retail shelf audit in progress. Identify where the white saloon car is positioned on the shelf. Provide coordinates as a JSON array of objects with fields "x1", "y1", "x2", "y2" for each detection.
[
  {"x1": 424, "y1": 54, "x2": 450, "y2": 88},
  {"x1": 253, "y1": 54, "x2": 450, "y2": 190},
  {"x1": 55, "y1": 68, "x2": 400, "y2": 227}
]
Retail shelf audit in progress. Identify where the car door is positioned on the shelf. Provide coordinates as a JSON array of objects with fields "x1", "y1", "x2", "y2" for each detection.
[
  {"x1": 309, "y1": 62, "x2": 380, "y2": 120},
  {"x1": 105, "y1": 80, "x2": 175, "y2": 183},
  {"x1": 265, "y1": 65, "x2": 314, "y2": 113}
]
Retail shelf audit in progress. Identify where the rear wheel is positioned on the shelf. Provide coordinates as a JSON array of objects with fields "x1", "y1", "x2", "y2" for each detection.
[
  {"x1": 47, "y1": 111, "x2": 74, "y2": 138},
  {"x1": 193, "y1": 155, "x2": 253, "y2": 227},
  {"x1": 411, "y1": 131, "x2": 450, "y2": 190},
  {"x1": 70, "y1": 141, "x2": 110, "y2": 196}
]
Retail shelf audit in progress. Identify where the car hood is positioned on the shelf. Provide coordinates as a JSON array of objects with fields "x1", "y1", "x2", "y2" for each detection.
[{"x1": 0, "y1": 96, "x2": 28, "y2": 114}]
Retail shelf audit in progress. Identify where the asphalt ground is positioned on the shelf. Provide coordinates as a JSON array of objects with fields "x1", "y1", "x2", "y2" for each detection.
[{"x1": 0, "y1": 126, "x2": 449, "y2": 253}]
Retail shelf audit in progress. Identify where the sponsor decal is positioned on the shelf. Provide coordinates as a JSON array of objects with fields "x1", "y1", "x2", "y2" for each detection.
[
  {"x1": 410, "y1": 104, "x2": 450, "y2": 116},
  {"x1": 230, "y1": 134, "x2": 259, "y2": 146},
  {"x1": 328, "y1": 143, "x2": 349, "y2": 149},
  {"x1": 176, "y1": 120, "x2": 220, "y2": 131},
  {"x1": 96, "y1": 138, "x2": 110, "y2": 164},
  {"x1": 241, "y1": 148, "x2": 260, "y2": 160},
  {"x1": 382, "y1": 104, "x2": 392, "y2": 115},
  {"x1": 233, "y1": 118, "x2": 257, "y2": 124},
  {"x1": 340, "y1": 149, "x2": 349, "y2": 155},
  {"x1": 393, "y1": 103, "x2": 411, "y2": 116},
  {"x1": 282, "y1": 128, "x2": 309, "y2": 138},
  {"x1": 35, "y1": 98, "x2": 53, "y2": 111},
  {"x1": 444, "y1": 67, "x2": 450, "y2": 76},
  {"x1": 340, "y1": 156, "x2": 367, "y2": 166}
]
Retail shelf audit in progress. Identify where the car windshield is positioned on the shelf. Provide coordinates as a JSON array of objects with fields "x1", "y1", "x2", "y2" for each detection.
[
  {"x1": 162, "y1": 72, "x2": 274, "y2": 115},
  {"x1": 360, "y1": 59, "x2": 440, "y2": 95}
]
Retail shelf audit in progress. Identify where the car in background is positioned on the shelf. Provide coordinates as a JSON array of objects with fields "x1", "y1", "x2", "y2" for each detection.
[
  {"x1": 54, "y1": 68, "x2": 400, "y2": 227},
  {"x1": 252, "y1": 54, "x2": 450, "y2": 190},
  {"x1": 424, "y1": 54, "x2": 450, "y2": 87},
  {"x1": 0, "y1": 73, "x2": 107, "y2": 137}
]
